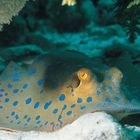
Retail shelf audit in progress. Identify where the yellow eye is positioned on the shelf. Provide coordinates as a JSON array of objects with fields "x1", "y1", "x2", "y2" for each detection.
[
  {"x1": 77, "y1": 68, "x2": 91, "y2": 81},
  {"x1": 79, "y1": 72, "x2": 88, "y2": 80}
]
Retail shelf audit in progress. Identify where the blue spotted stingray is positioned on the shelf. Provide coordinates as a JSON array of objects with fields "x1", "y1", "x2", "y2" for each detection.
[{"x1": 0, "y1": 50, "x2": 139, "y2": 132}]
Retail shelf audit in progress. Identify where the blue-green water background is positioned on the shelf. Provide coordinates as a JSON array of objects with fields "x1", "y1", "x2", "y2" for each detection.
[{"x1": 0, "y1": 0, "x2": 140, "y2": 126}]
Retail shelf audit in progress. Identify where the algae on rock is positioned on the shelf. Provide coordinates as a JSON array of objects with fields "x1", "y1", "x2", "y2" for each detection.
[{"x1": 128, "y1": 0, "x2": 140, "y2": 8}]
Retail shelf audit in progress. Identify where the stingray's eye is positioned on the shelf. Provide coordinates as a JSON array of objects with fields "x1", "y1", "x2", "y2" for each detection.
[
  {"x1": 79, "y1": 72, "x2": 88, "y2": 80},
  {"x1": 68, "y1": 68, "x2": 91, "y2": 89},
  {"x1": 77, "y1": 68, "x2": 91, "y2": 81}
]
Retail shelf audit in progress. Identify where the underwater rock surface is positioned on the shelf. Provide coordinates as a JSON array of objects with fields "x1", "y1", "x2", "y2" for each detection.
[{"x1": 0, "y1": 112, "x2": 140, "y2": 140}]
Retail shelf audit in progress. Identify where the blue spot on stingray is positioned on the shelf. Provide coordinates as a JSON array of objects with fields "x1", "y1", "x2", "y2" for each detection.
[
  {"x1": 28, "y1": 69, "x2": 37, "y2": 75},
  {"x1": 59, "y1": 121, "x2": 63, "y2": 127},
  {"x1": 36, "y1": 115, "x2": 40, "y2": 120},
  {"x1": 105, "y1": 98, "x2": 111, "y2": 103},
  {"x1": 34, "y1": 102, "x2": 39, "y2": 109},
  {"x1": 6, "y1": 116, "x2": 9, "y2": 119},
  {"x1": 67, "y1": 111, "x2": 72, "y2": 116},
  {"x1": 107, "y1": 85, "x2": 112, "y2": 90},
  {"x1": 62, "y1": 104, "x2": 67, "y2": 110},
  {"x1": 11, "y1": 112, "x2": 15, "y2": 116},
  {"x1": 44, "y1": 101, "x2": 52, "y2": 110},
  {"x1": 7, "y1": 83, "x2": 12, "y2": 88},
  {"x1": 0, "y1": 106, "x2": 3, "y2": 109},
  {"x1": 44, "y1": 121, "x2": 48, "y2": 126},
  {"x1": 0, "y1": 94, "x2": 3, "y2": 97},
  {"x1": 87, "y1": 97, "x2": 92, "y2": 103},
  {"x1": 71, "y1": 104, "x2": 76, "y2": 108},
  {"x1": 58, "y1": 115, "x2": 62, "y2": 121},
  {"x1": 81, "y1": 106, "x2": 86, "y2": 110},
  {"x1": 13, "y1": 89, "x2": 19, "y2": 94},
  {"x1": 34, "y1": 126, "x2": 37, "y2": 129},
  {"x1": 77, "y1": 98, "x2": 83, "y2": 103},
  {"x1": 39, "y1": 125, "x2": 43, "y2": 128},
  {"x1": 12, "y1": 73, "x2": 21, "y2": 78},
  {"x1": 0, "y1": 89, "x2": 4, "y2": 92},
  {"x1": 26, "y1": 98, "x2": 32, "y2": 104},
  {"x1": 51, "y1": 122, "x2": 55, "y2": 128},
  {"x1": 36, "y1": 121, "x2": 40, "y2": 124},
  {"x1": 96, "y1": 91, "x2": 101, "y2": 95},
  {"x1": 37, "y1": 80, "x2": 43, "y2": 86},
  {"x1": 24, "y1": 115, "x2": 27, "y2": 119},
  {"x1": 15, "y1": 115, "x2": 19, "y2": 120},
  {"x1": 4, "y1": 98, "x2": 10, "y2": 103},
  {"x1": 51, "y1": 122, "x2": 55, "y2": 126},
  {"x1": 53, "y1": 109, "x2": 58, "y2": 114},
  {"x1": 27, "y1": 118, "x2": 31, "y2": 122},
  {"x1": 22, "y1": 84, "x2": 28, "y2": 89},
  {"x1": 59, "y1": 94, "x2": 65, "y2": 101},
  {"x1": 13, "y1": 101, "x2": 18, "y2": 106},
  {"x1": 17, "y1": 121, "x2": 21, "y2": 124}
]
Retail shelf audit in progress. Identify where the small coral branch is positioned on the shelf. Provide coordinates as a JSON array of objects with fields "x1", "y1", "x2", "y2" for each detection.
[{"x1": 62, "y1": 0, "x2": 76, "y2": 6}]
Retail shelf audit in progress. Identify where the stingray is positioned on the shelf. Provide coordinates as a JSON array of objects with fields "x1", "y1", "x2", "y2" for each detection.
[{"x1": 0, "y1": 50, "x2": 139, "y2": 132}]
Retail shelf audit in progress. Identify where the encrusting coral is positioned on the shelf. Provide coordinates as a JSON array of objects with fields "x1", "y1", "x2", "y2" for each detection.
[{"x1": 0, "y1": 0, "x2": 30, "y2": 30}]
